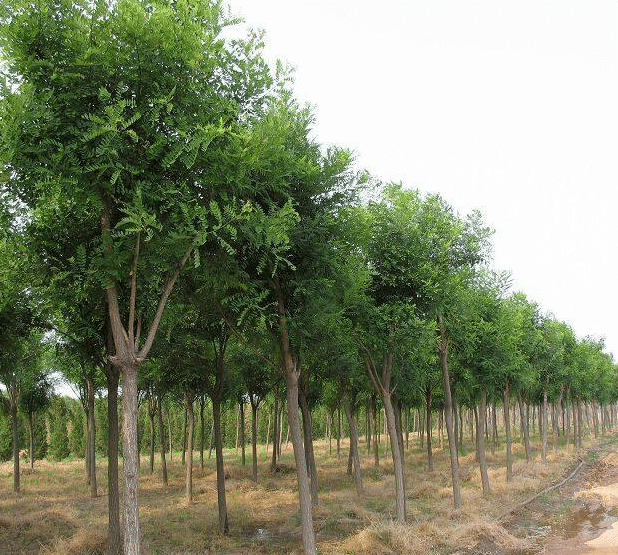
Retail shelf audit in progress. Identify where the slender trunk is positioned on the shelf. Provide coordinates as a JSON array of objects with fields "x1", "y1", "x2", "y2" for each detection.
[
  {"x1": 239, "y1": 401, "x2": 246, "y2": 467},
  {"x1": 343, "y1": 393, "x2": 364, "y2": 495},
  {"x1": 148, "y1": 410, "x2": 155, "y2": 475},
  {"x1": 11, "y1": 405, "x2": 19, "y2": 493},
  {"x1": 157, "y1": 395, "x2": 168, "y2": 486},
  {"x1": 299, "y1": 387, "x2": 318, "y2": 506},
  {"x1": 199, "y1": 397, "x2": 205, "y2": 470},
  {"x1": 425, "y1": 388, "x2": 433, "y2": 471},
  {"x1": 88, "y1": 377, "x2": 98, "y2": 498},
  {"x1": 106, "y1": 363, "x2": 121, "y2": 555},
  {"x1": 453, "y1": 402, "x2": 459, "y2": 455},
  {"x1": 181, "y1": 406, "x2": 187, "y2": 466},
  {"x1": 212, "y1": 398, "x2": 229, "y2": 535},
  {"x1": 372, "y1": 395, "x2": 379, "y2": 467},
  {"x1": 266, "y1": 408, "x2": 271, "y2": 453},
  {"x1": 184, "y1": 394, "x2": 194, "y2": 504},
  {"x1": 438, "y1": 318, "x2": 462, "y2": 509},
  {"x1": 477, "y1": 391, "x2": 491, "y2": 495},
  {"x1": 208, "y1": 419, "x2": 215, "y2": 460},
  {"x1": 251, "y1": 400, "x2": 259, "y2": 482},
  {"x1": 336, "y1": 406, "x2": 341, "y2": 459},
  {"x1": 503, "y1": 384, "x2": 513, "y2": 482},
  {"x1": 577, "y1": 400, "x2": 583, "y2": 449},
  {"x1": 277, "y1": 282, "x2": 316, "y2": 555},
  {"x1": 491, "y1": 401, "x2": 498, "y2": 454},
  {"x1": 565, "y1": 389, "x2": 571, "y2": 449},
  {"x1": 592, "y1": 401, "x2": 599, "y2": 439},
  {"x1": 383, "y1": 387, "x2": 407, "y2": 521},
  {"x1": 270, "y1": 396, "x2": 279, "y2": 469},
  {"x1": 517, "y1": 391, "x2": 531, "y2": 463},
  {"x1": 541, "y1": 385, "x2": 548, "y2": 463},
  {"x1": 121, "y1": 364, "x2": 141, "y2": 555},
  {"x1": 28, "y1": 412, "x2": 35, "y2": 470},
  {"x1": 167, "y1": 409, "x2": 173, "y2": 461}
]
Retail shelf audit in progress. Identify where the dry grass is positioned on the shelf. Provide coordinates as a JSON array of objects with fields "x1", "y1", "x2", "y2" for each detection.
[{"x1": 0, "y1": 431, "x2": 613, "y2": 554}]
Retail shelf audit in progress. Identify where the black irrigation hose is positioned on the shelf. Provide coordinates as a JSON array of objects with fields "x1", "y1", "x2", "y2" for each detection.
[{"x1": 496, "y1": 458, "x2": 585, "y2": 523}]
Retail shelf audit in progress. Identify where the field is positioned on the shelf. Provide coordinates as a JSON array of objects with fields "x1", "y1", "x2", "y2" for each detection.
[{"x1": 1, "y1": 432, "x2": 614, "y2": 555}]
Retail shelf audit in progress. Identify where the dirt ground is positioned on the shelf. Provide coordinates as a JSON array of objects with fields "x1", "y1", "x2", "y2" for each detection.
[{"x1": 1, "y1": 433, "x2": 617, "y2": 555}]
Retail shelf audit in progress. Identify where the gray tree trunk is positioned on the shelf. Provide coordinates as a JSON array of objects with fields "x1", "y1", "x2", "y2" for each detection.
[
  {"x1": 504, "y1": 385, "x2": 513, "y2": 482},
  {"x1": 343, "y1": 393, "x2": 363, "y2": 495}
]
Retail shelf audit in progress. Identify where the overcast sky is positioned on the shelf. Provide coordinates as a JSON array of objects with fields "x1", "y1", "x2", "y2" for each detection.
[{"x1": 228, "y1": 0, "x2": 618, "y2": 358}]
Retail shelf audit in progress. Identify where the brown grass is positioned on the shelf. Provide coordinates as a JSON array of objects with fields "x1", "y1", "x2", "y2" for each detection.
[{"x1": 0, "y1": 431, "x2": 613, "y2": 554}]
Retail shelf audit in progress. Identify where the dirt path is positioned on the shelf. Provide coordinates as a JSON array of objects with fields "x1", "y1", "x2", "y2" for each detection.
[{"x1": 505, "y1": 444, "x2": 618, "y2": 555}]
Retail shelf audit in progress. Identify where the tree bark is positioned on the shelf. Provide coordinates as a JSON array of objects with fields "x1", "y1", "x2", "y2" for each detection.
[
  {"x1": 342, "y1": 393, "x2": 363, "y2": 495},
  {"x1": 541, "y1": 385, "x2": 548, "y2": 463},
  {"x1": 87, "y1": 377, "x2": 98, "y2": 498},
  {"x1": 372, "y1": 395, "x2": 379, "y2": 467},
  {"x1": 277, "y1": 282, "x2": 316, "y2": 555},
  {"x1": 251, "y1": 399, "x2": 259, "y2": 482},
  {"x1": 105, "y1": 362, "x2": 121, "y2": 555},
  {"x1": 11, "y1": 405, "x2": 20, "y2": 493},
  {"x1": 121, "y1": 364, "x2": 141, "y2": 555},
  {"x1": 184, "y1": 393, "x2": 194, "y2": 504},
  {"x1": 425, "y1": 388, "x2": 433, "y2": 471},
  {"x1": 299, "y1": 385, "x2": 318, "y2": 507},
  {"x1": 28, "y1": 412, "x2": 35, "y2": 470},
  {"x1": 157, "y1": 394, "x2": 168, "y2": 486},
  {"x1": 517, "y1": 391, "x2": 531, "y2": 463},
  {"x1": 212, "y1": 397, "x2": 229, "y2": 534},
  {"x1": 504, "y1": 384, "x2": 513, "y2": 482},
  {"x1": 477, "y1": 391, "x2": 491, "y2": 495},
  {"x1": 438, "y1": 317, "x2": 462, "y2": 508},
  {"x1": 239, "y1": 400, "x2": 246, "y2": 466}
]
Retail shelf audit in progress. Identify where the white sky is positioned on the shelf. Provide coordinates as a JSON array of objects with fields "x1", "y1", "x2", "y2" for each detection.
[{"x1": 229, "y1": 0, "x2": 618, "y2": 359}]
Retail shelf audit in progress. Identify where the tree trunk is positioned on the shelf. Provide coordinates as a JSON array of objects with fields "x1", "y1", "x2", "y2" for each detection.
[
  {"x1": 184, "y1": 394, "x2": 194, "y2": 504},
  {"x1": 11, "y1": 405, "x2": 20, "y2": 493},
  {"x1": 477, "y1": 391, "x2": 490, "y2": 495},
  {"x1": 87, "y1": 377, "x2": 98, "y2": 498},
  {"x1": 270, "y1": 396, "x2": 279, "y2": 470},
  {"x1": 251, "y1": 400, "x2": 259, "y2": 482},
  {"x1": 491, "y1": 401, "x2": 498, "y2": 454},
  {"x1": 181, "y1": 405, "x2": 187, "y2": 466},
  {"x1": 157, "y1": 395, "x2": 168, "y2": 486},
  {"x1": 517, "y1": 391, "x2": 531, "y2": 463},
  {"x1": 425, "y1": 388, "x2": 433, "y2": 471},
  {"x1": 199, "y1": 397, "x2": 205, "y2": 470},
  {"x1": 504, "y1": 384, "x2": 513, "y2": 482},
  {"x1": 121, "y1": 364, "x2": 141, "y2": 555},
  {"x1": 336, "y1": 405, "x2": 341, "y2": 459},
  {"x1": 240, "y1": 400, "x2": 246, "y2": 467},
  {"x1": 276, "y1": 283, "x2": 316, "y2": 555},
  {"x1": 299, "y1": 386, "x2": 318, "y2": 507},
  {"x1": 106, "y1": 363, "x2": 121, "y2": 555},
  {"x1": 212, "y1": 397, "x2": 229, "y2": 535},
  {"x1": 592, "y1": 401, "x2": 599, "y2": 439},
  {"x1": 148, "y1": 410, "x2": 155, "y2": 475},
  {"x1": 372, "y1": 395, "x2": 379, "y2": 467},
  {"x1": 342, "y1": 393, "x2": 363, "y2": 495},
  {"x1": 28, "y1": 412, "x2": 35, "y2": 470},
  {"x1": 541, "y1": 385, "x2": 548, "y2": 463},
  {"x1": 438, "y1": 318, "x2": 462, "y2": 509}
]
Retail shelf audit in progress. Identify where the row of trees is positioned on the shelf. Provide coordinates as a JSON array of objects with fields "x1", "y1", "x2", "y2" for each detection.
[{"x1": 1, "y1": 0, "x2": 616, "y2": 554}]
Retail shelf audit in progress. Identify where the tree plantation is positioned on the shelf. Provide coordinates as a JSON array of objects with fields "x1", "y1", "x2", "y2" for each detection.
[{"x1": 0, "y1": 1, "x2": 617, "y2": 555}]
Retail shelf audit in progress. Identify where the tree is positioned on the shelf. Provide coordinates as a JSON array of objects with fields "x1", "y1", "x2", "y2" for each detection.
[{"x1": 1, "y1": 1, "x2": 274, "y2": 551}]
